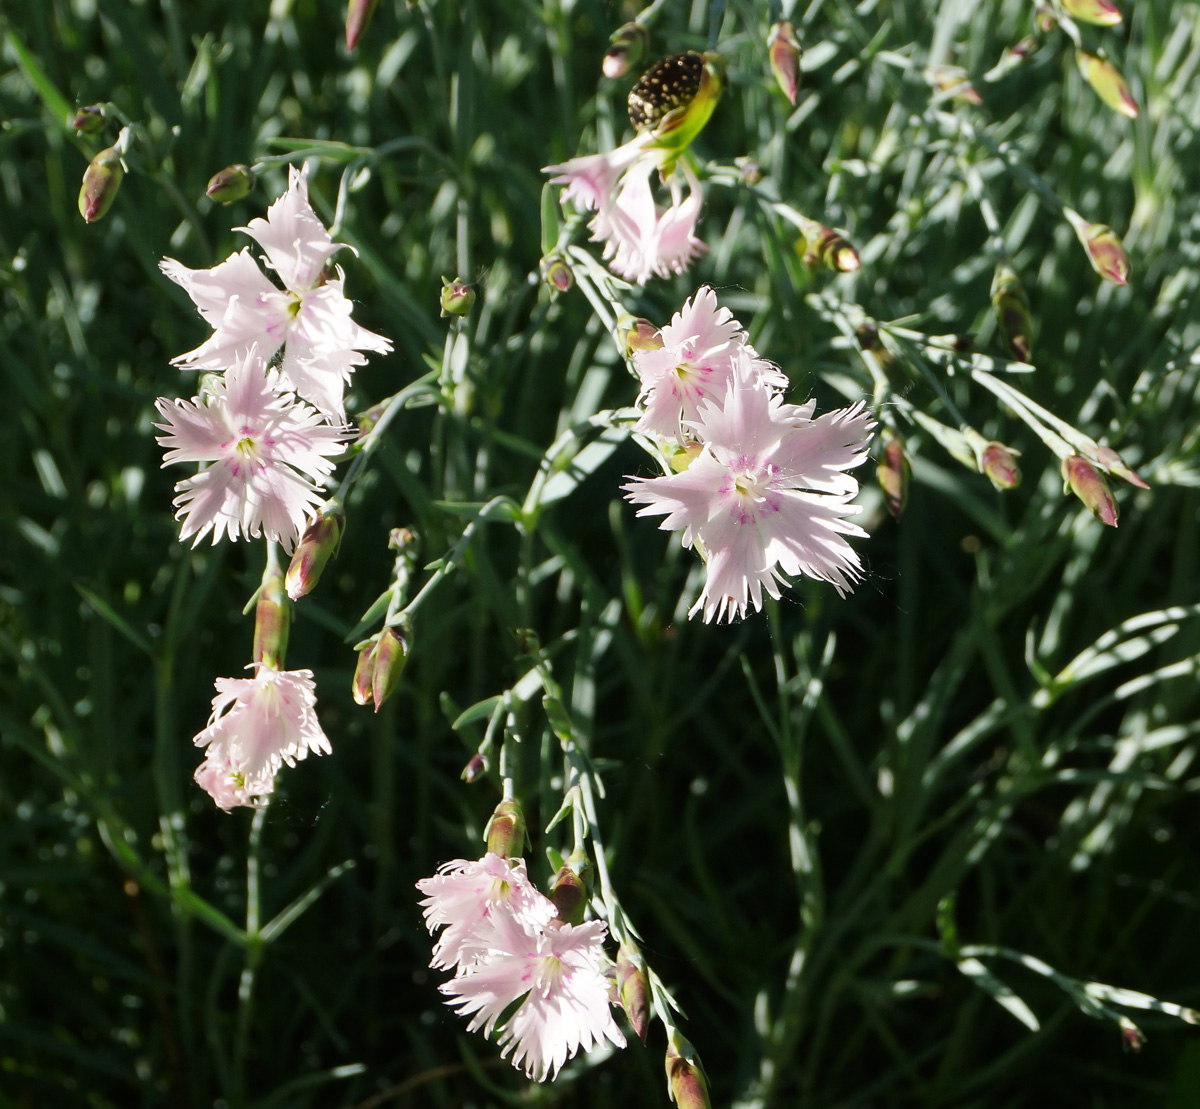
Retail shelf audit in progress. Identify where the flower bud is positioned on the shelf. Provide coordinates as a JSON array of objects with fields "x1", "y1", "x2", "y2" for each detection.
[
  {"x1": 1094, "y1": 444, "x2": 1150, "y2": 489},
  {"x1": 351, "y1": 637, "x2": 378, "y2": 705},
  {"x1": 855, "y1": 321, "x2": 880, "y2": 351},
  {"x1": 1070, "y1": 215, "x2": 1131, "y2": 286},
  {"x1": 617, "y1": 943, "x2": 651, "y2": 1042},
  {"x1": 620, "y1": 315, "x2": 663, "y2": 357},
  {"x1": 603, "y1": 22, "x2": 648, "y2": 80},
  {"x1": 71, "y1": 105, "x2": 105, "y2": 135},
  {"x1": 736, "y1": 156, "x2": 762, "y2": 185},
  {"x1": 540, "y1": 254, "x2": 573, "y2": 293},
  {"x1": 925, "y1": 65, "x2": 983, "y2": 105},
  {"x1": 1035, "y1": 4, "x2": 1057, "y2": 31},
  {"x1": 980, "y1": 442, "x2": 1021, "y2": 490},
  {"x1": 461, "y1": 753, "x2": 487, "y2": 783},
  {"x1": 1063, "y1": 455, "x2": 1118, "y2": 526},
  {"x1": 991, "y1": 263, "x2": 1034, "y2": 362},
  {"x1": 876, "y1": 434, "x2": 909, "y2": 519},
  {"x1": 768, "y1": 21, "x2": 802, "y2": 106},
  {"x1": 78, "y1": 146, "x2": 124, "y2": 223},
  {"x1": 355, "y1": 400, "x2": 387, "y2": 443},
  {"x1": 286, "y1": 502, "x2": 345, "y2": 600},
  {"x1": 205, "y1": 164, "x2": 255, "y2": 204},
  {"x1": 371, "y1": 621, "x2": 410, "y2": 712},
  {"x1": 439, "y1": 277, "x2": 475, "y2": 318},
  {"x1": 252, "y1": 568, "x2": 291, "y2": 671},
  {"x1": 798, "y1": 225, "x2": 860, "y2": 273},
  {"x1": 668, "y1": 440, "x2": 705, "y2": 473},
  {"x1": 1063, "y1": 0, "x2": 1123, "y2": 26},
  {"x1": 485, "y1": 798, "x2": 526, "y2": 859},
  {"x1": 665, "y1": 1031, "x2": 711, "y2": 1109},
  {"x1": 1077, "y1": 52, "x2": 1138, "y2": 118},
  {"x1": 345, "y1": 0, "x2": 380, "y2": 51},
  {"x1": 550, "y1": 848, "x2": 592, "y2": 925}
]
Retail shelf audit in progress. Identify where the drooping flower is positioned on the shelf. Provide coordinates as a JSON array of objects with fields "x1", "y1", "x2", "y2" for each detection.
[
  {"x1": 161, "y1": 164, "x2": 391, "y2": 416},
  {"x1": 632, "y1": 285, "x2": 788, "y2": 438},
  {"x1": 437, "y1": 910, "x2": 627, "y2": 1081},
  {"x1": 154, "y1": 351, "x2": 348, "y2": 550},
  {"x1": 624, "y1": 381, "x2": 874, "y2": 622},
  {"x1": 192, "y1": 665, "x2": 332, "y2": 810},
  {"x1": 416, "y1": 853, "x2": 557, "y2": 972}
]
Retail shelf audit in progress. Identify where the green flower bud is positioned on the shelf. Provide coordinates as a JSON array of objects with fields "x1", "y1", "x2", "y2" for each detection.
[
  {"x1": 991, "y1": 262, "x2": 1034, "y2": 362},
  {"x1": 798, "y1": 224, "x2": 860, "y2": 273},
  {"x1": 461, "y1": 753, "x2": 487, "y2": 783},
  {"x1": 205, "y1": 164, "x2": 255, "y2": 204},
  {"x1": 876, "y1": 434, "x2": 909, "y2": 519},
  {"x1": 1063, "y1": 455, "x2": 1118, "y2": 527},
  {"x1": 1067, "y1": 212, "x2": 1131, "y2": 286},
  {"x1": 285, "y1": 502, "x2": 345, "y2": 600},
  {"x1": 619, "y1": 315, "x2": 663, "y2": 357},
  {"x1": 925, "y1": 64, "x2": 983, "y2": 105},
  {"x1": 1063, "y1": 0, "x2": 1122, "y2": 27},
  {"x1": 540, "y1": 254, "x2": 573, "y2": 293},
  {"x1": 78, "y1": 146, "x2": 124, "y2": 224},
  {"x1": 370, "y1": 621, "x2": 410, "y2": 711},
  {"x1": 252, "y1": 568, "x2": 291, "y2": 671},
  {"x1": 485, "y1": 798, "x2": 526, "y2": 859},
  {"x1": 71, "y1": 105, "x2": 105, "y2": 135},
  {"x1": 345, "y1": 0, "x2": 381, "y2": 51},
  {"x1": 439, "y1": 277, "x2": 475, "y2": 318},
  {"x1": 1077, "y1": 51, "x2": 1138, "y2": 118},
  {"x1": 351, "y1": 637, "x2": 378, "y2": 706}
]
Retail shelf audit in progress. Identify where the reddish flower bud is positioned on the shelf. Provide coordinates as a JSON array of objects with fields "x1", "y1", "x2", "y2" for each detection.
[
  {"x1": 1078, "y1": 52, "x2": 1138, "y2": 118},
  {"x1": 1094, "y1": 445, "x2": 1149, "y2": 489},
  {"x1": 461, "y1": 753, "x2": 487, "y2": 783},
  {"x1": 206, "y1": 164, "x2": 255, "y2": 204},
  {"x1": 351, "y1": 637, "x2": 378, "y2": 706},
  {"x1": 665, "y1": 1032, "x2": 712, "y2": 1109},
  {"x1": 981, "y1": 442, "x2": 1021, "y2": 490},
  {"x1": 617, "y1": 943, "x2": 651, "y2": 1042},
  {"x1": 371, "y1": 622, "x2": 410, "y2": 711},
  {"x1": 1063, "y1": 0, "x2": 1123, "y2": 27},
  {"x1": 549, "y1": 849, "x2": 592, "y2": 925},
  {"x1": 345, "y1": 0, "x2": 380, "y2": 51},
  {"x1": 991, "y1": 263, "x2": 1034, "y2": 362},
  {"x1": 485, "y1": 798, "x2": 526, "y2": 859},
  {"x1": 768, "y1": 21, "x2": 802, "y2": 106},
  {"x1": 1077, "y1": 221, "x2": 1130, "y2": 286},
  {"x1": 253, "y1": 568, "x2": 291, "y2": 671},
  {"x1": 71, "y1": 105, "x2": 105, "y2": 135},
  {"x1": 603, "y1": 22, "x2": 648, "y2": 80},
  {"x1": 286, "y1": 502, "x2": 345, "y2": 600},
  {"x1": 78, "y1": 146, "x2": 124, "y2": 223},
  {"x1": 876, "y1": 434, "x2": 909, "y2": 519},
  {"x1": 540, "y1": 254, "x2": 573, "y2": 293},
  {"x1": 1063, "y1": 455, "x2": 1118, "y2": 526}
]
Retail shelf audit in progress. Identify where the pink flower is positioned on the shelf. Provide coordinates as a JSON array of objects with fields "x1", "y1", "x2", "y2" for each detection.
[
  {"x1": 161, "y1": 165, "x2": 390, "y2": 416},
  {"x1": 624, "y1": 382, "x2": 874, "y2": 622},
  {"x1": 192, "y1": 665, "x2": 332, "y2": 810},
  {"x1": 438, "y1": 911, "x2": 627, "y2": 1081},
  {"x1": 544, "y1": 140, "x2": 708, "y2": 286},
  {"x1": 634, "y1": 286, "x2": 789, "y2": 438},
  {"x1": 416, "y1": 854, "x2": 557, "y2": 972},
  {"x1": 154, "y1": 351, "x2": 348, "y2": 551}
]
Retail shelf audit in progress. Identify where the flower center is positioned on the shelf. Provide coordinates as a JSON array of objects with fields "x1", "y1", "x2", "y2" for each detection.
[{"x1": 532, "y1": 953, "x2": 565, "y2": 998}]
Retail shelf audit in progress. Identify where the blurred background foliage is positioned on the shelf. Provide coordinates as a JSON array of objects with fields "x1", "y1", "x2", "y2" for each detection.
[{"x1": 3, "y1": 0, "x2": 1200, "y2": 1105}]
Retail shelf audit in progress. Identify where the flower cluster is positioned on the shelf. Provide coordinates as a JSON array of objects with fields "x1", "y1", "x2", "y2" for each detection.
[
  {"x1": 156, "y1": 164, "x2": 391, "y2": 551},
  {"x1": 623, "y1": 288, "x2": 875, "y2": 622},
  {"x1": 416, "y1": 854, "x2": 627, "y2": 1081}
]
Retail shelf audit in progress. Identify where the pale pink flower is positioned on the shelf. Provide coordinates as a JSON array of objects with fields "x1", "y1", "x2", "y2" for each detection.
[
  {"x1": 416, "y1": 854, "x2": 557, "y2": 972},
  {"x1": 544, "y1": 140, "x2": 707, "y2": 286},
  {"x1": 192, "y1": 665, "x2": 332, "y2": 810},
  {"x1": 438, "y1": 912, "x2": 627, "y2": 1081},
  {"x1": 161, "y1": 164, "x2": 390, "y2": 416},
  {"x1": 624, "y1": 382, "x2": 874, "y2": 622},
  {"x1": 154, "y1": 351, "x2": 348, "y2": 551},
  {"x1": 634, "y1": 286, "x2": 789, "y2": 438}
]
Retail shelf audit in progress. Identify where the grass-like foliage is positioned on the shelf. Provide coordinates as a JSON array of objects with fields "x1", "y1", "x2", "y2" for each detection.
[{"x1": 3, "y1": 0, "x2": 1200, "y2": 1105}]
